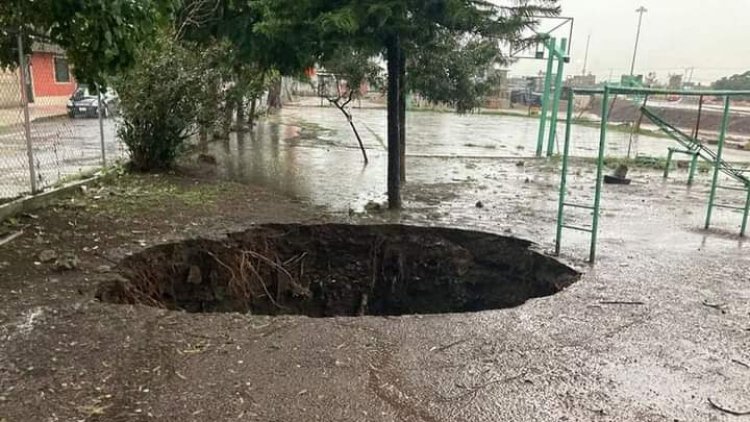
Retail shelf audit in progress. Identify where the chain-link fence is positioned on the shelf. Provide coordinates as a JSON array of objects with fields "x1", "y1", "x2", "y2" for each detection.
[{"x1": 0, "y1": 34, "x2": 125, "y2": 202}]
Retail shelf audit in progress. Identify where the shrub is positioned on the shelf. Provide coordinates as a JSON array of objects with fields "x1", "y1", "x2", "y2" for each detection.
[{"x1": 116, "y1": 36, "x2": 226, "y2": 171}]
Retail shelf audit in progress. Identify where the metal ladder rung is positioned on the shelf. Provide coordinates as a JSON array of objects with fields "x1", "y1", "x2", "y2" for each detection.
[
  {"x1": 713, "y1": 203, "x2": 746, "y2": 211},
  {"x1": 563, "y1": 202, "x2": 595, "y2": 210},
  {"x1": 561, "y1": 224, "x2": 593, "y2": 233},
  {"x1": 717, "y1": 185, "x2": 748, "y2": 192}
]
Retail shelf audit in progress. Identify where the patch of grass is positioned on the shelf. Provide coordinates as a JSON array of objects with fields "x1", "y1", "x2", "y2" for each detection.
[
  {"x1": 572, "y1": 155, "x2": 670, "y2": 171},
  {"x1": 76, "y1": 172, "x2": 238, "y2": 217}
]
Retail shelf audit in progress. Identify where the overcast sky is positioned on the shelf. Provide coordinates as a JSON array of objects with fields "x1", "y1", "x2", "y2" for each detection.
[{"x1": 506, "y1": 0, "x2": 750, "y2": 84}]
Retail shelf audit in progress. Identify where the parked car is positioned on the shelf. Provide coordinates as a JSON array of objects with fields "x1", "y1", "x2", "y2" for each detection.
[{"x1": 66, "y1": 85, "x2": 119, "y2": 118}]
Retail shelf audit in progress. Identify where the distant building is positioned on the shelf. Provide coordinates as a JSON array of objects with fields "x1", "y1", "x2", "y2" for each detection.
[
  {"x1": 567, "y1": 74, "x2": 597, "y2": 88},
  {"x1": 668, "y1": 74, "x2": 683, "y2": 90},
  {"x1": 27, "y1": 42, "x2": 77, "y2": 102}
]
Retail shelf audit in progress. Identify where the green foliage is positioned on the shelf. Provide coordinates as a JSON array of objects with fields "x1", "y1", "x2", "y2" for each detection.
[
  {"x1": 320, "y1": 46, "x2": 383, "y2": 100},
  {"x1": 116, "y1": 35, "x2": 227, "y2": 171},
  {"x1": 0, "y1": 0, "x2": 171, "y2": 84},
  {"x1": 408, "y1": 34, "x2": 503, "y2": 112},
  {"x1": 713, "y1": 71, "x2": 750, "y2": 99},
  {"x1": 257, "y1": 0, "x2": 559, "y2": 112}
]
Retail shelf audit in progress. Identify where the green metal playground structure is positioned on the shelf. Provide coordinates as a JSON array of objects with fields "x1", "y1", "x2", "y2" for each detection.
[
  {"x1": 553, "y1": 86, "x2": 750, "y2": 263},
  {"x1": 535, "y1": 36, "x2": 569, "y2": 158}
]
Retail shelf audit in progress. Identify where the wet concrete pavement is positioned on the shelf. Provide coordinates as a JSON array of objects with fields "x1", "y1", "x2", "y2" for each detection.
[{"x1": 2, "y1": 105, "x2": 750, "y2": 421}]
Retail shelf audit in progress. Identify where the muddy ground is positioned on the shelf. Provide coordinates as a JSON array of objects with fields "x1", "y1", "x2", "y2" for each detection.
[{"x1": 1, "y1": 108, "x2": 750, "y2": 421}]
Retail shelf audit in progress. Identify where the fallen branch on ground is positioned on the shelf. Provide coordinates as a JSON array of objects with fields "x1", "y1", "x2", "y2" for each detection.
[
  {"x1": 708, "y1": 397, "x2": 750, "y2": 416},
  {"x1": 0, "y1": 230, "x2": 24, "y2": 247},
  {"x1": 702, "y1": 300, "x2": 727, "y2": 313}
]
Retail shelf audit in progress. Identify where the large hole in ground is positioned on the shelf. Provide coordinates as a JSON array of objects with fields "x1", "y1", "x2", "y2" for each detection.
[{"x1": 97, "y1": 224, "x2": 581, "y2": 317}]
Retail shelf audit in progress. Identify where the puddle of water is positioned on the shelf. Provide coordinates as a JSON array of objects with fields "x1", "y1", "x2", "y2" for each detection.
[{"x1": 209, "y1": 105, "x2": 750, "y2": 211}]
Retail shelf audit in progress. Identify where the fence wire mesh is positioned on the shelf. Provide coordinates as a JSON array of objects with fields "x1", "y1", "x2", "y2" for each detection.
[{"x1": 0, "y1": 35, "x2": 125, "y2": 202}]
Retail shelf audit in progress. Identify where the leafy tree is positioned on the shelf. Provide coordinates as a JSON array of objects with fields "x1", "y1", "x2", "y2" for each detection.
[
  {"x1": 0, "y1": 0, "x2": 170, "y2": 84},
  {"x1": 260, "y1": 0, "x2": 559, "y2": 208},
  {"x1": 713, "y1": 71, "x2": 750, "y2": 94}
]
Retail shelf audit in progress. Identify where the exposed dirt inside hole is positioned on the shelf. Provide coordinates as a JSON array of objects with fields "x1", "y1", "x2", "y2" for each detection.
[{"x1": 96, "y1": 224, "x2": 580, "y2": 317}]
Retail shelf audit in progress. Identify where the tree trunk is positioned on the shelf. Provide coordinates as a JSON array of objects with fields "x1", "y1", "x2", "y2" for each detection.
[
  {"x1": 267, "y1": 79, "x2": 282, "y2": 111},
  {"x1": 198, "y1": 126, "x2": 209, "y2": 153},
  {"x1": 399, "y1": 49, "x2": 406, "y2": 182},
  {"x1": 386, "y1": 35, "x2": 402, "y2": 209},
  {"x1": 248, "y1": 98, "x2": 257, "y2": 127},
  {"x1": 331, "y1": 98, "x2": 368, "y2": 165},
  {"x1": 219, "y1": 99, "x2": 234, "y2": 139},
  {"x1": 236, "y1": 98, "x2": 246, "y2": 132}
]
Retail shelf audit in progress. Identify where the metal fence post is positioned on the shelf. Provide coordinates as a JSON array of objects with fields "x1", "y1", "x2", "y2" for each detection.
[
  {"x1": 17, "y1": 32, "x2": 37, "y2": 194},
  {"x1": 97, "y1": 83, "x2": 107, "y2": 166}
]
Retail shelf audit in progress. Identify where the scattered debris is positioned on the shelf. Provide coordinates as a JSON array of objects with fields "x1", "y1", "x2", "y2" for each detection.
[
  {"x1": 708, "y1": 397, "x2": 750, "y2": 416},
  {"x1": 600, "y1": 300, "x2": 645, "y2": 306},
  {"x1": 54, "y1": 254, "x2": 80, "y2": 272},
  {"x1": 364, "y1": 200, "x2": 385, "y2": 213},
  {"x1": 604, "y1": 164, "x2": 631, "y2": 185},
  {"x1": 38, "y1": 249, "x2": 58, "y2": 263},
  {"x1": 702, "y1": 300, "x2": 727, "y2": 314},
  {"x1": 429, "y1": 339, "x2": 469, "y2": 353},
  {"x1": 0, "y1": 231, "x2": 24, "y2": 247},
  {"x1": 731, "y1": 359, "x2": 750, "y2": 369},
  {"x1": 96, "y1": 265, "x2": 113, "y2": 273}
]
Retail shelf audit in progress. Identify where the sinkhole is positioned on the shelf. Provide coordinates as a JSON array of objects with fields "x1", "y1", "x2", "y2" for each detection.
[{"x1": 97, "y1": 224, "x2": 581, "y2": 317}]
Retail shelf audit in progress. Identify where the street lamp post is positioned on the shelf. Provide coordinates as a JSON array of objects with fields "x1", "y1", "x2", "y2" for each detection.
[{"x1": 629, "y1": 6, "x2": 648, "y2": 76}]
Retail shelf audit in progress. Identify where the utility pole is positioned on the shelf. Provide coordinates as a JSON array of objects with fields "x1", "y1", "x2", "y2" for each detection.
[
  {"x1": 582, "y1": 33, "x2": 591, "y2": 75},
  {"x1": 629, "y1": 6, "x2": 648, "y2": 76}
]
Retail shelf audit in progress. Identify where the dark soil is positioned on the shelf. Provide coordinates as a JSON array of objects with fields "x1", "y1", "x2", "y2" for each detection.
[
  {"x1": 591, "y1": 96, "x2": 750, "y2": 136},
  {"x1": 98, "y1": 224, "x2": 580, "y2": 317}
]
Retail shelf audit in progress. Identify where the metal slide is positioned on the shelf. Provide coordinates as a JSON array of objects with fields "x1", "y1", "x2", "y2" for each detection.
[{"x1": 639, "y1": 106, "x2": 750, "y2": 187}]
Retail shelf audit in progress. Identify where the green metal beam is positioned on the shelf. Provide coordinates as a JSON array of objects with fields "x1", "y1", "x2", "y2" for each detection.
[
  {"x1": 742, "y1": 188, "x2": 750, "y2": 236},
  {"x1": 546, "y1": 38, "x2": 568, "y2": 157},
  {"x1": 536, "y1": 37, "x2": 556, "y2": 157},
  {"x1": 705, "y1": 96, "x2": 731, "y2": 230},
  {"x1": 555, "y1": 90, "x2": 575, "y2": 256},
  {"x1": 572, "y1": 86, "x2": 750, "y2": 97},
  {"x1": 590, "y1": 87, "x2": 610, "y2": 263}
]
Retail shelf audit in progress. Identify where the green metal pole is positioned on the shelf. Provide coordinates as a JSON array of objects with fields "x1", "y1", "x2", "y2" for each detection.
[
  {"x1": 547, "y1": 38, "x2": 568, "y2": 157},
  {"x1": 555, "y1": 90, "x2": 575, "y2": 256},
  {"x1": 741, "y1": 187, "x2": 750, "y2": 237},
  {"x1": 663, "y1": 149, "x2": 674, "y2": 179},
  {"x1": 590, "y1": 87, "x2": 610, "y2": 263},
  {"x1": 688, "y1": 152, "x2": 698, "y2": 186},
  {"x1": 536, "y1": 37, "x2": 556, "y2": 157},
  {"x1": 705, "y1": 96, "x2": 731, "y2": 230}
]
